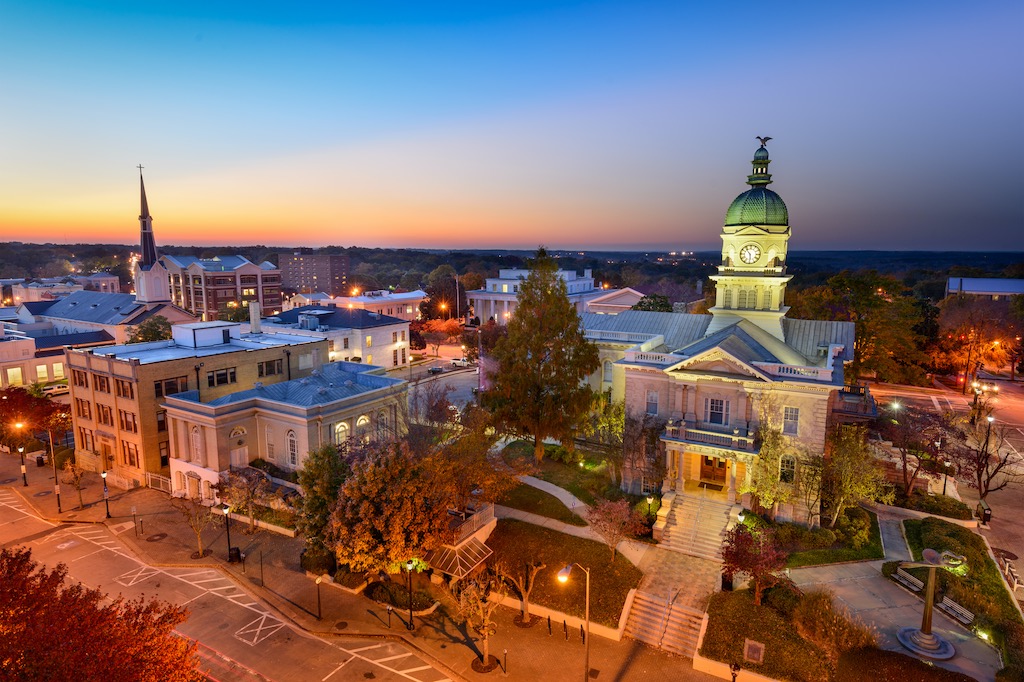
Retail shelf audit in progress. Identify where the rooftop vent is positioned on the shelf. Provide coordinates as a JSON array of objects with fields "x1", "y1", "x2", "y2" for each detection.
[{"x1": 253, "y1": 382, "x2": 263, "y2": 389}]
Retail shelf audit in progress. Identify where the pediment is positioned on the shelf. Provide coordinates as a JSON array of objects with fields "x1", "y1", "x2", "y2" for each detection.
[{"x1": 667, "y1": 348, "x2": 771, "y2": 381}]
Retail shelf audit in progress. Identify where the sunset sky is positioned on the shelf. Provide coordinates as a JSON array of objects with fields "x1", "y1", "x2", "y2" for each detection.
[{"x1": 0, "y1": 1, "x2": 1020, "y2": 251}]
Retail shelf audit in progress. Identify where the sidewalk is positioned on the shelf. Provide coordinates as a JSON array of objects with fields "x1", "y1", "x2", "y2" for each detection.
[
  {"x1": 1, "y1": 452, "x2": 716, "y2": 682},
  {"x1": 789, "y1": 507, "x2": 1002, "y2": 682}
]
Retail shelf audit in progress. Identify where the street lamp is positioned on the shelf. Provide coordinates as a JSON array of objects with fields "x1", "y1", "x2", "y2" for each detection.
[
  {"x1": 983, "y1": 415, "x2": 995, "y2": 460},
  {"x1": 223, "y1": 505, "x2": 234, "y2": 562},
  {"x1": 557, "y1": 563, "x2": 591, "y2": 682},
  {"x1": 14, "y1": 421, "x2": 27, "y2": 487},
  {"x1": 646, "y1": 495, "x2": 654, "y2": 517},
  {"x1": 101, "y1": 471, "x2": 111, "y2": 518},
  {"x1": 315, "y1": 575, "x2": 323, "y2": 620},
  {"x1": 406, "y1": 559, "x2": 415, "y2": 631},
  {"x1": 941, "y1": 460, "x2": 951, "y2": 496}
]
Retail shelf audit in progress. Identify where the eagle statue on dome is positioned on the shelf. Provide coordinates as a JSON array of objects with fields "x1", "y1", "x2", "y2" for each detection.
[{"x1": 756, "y1": 136, "x2": 772, "y2": 147}]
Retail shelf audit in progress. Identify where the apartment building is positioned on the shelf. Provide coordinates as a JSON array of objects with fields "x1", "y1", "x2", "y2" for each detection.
[
  {"x1": 161, "y1": 255, "x2": 282, "y2": 320},
  {"x1": 278, "y1": 252, "x2": 349, "y2": 296},
  {"x1": 66, "y1": 321, "x2": 327, "y2": 488}
]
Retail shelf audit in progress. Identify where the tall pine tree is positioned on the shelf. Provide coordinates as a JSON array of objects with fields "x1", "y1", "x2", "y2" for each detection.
[{"x1": 485, "y1": 248, "x2": 599, "y2": 463}]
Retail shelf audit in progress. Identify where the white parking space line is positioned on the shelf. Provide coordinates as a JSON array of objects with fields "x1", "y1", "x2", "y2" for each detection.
[
  {"x1": 234, "y1": 614, "x2": 285, "y2": 646},
  {"x1": 321, "y1": 658, "x2": 353, "y2": 681},
  {"x1": 347, "y1": 644, "x2": 384, "y2": 654},
  {"x1": 375, "y1": 653, "x2": 412, "y2": 663}
]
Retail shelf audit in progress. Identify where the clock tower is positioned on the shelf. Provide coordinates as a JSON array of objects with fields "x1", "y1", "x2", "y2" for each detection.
[{"x1": 707, "y1": 139, "x2": 793, "y2": 340}]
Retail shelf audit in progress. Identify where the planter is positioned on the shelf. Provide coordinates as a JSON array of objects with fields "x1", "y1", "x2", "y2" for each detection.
[
  {"x1": 487, "y1": 588, "x2": 637, "y2": 642},
  {"x1": 226, "y1": 512, "x2": 296, "y2": 537}
]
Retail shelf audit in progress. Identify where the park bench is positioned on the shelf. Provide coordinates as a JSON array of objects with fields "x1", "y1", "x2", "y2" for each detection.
[
  {"x1": 1005, "y1": 562, "x2": 1022, "y2": 593},
  {"x1": 893, "y1": 568, "x2": 924, "y2": 592},
  {"x1": 936, "y1": 598, "x2": 975, "y2": 626}
]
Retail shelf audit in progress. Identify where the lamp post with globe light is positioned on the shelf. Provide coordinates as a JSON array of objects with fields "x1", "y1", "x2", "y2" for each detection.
[
  {"x1": 101, "y1": 471, "x2": 110, "y2": 518},
  {"x1": 406, "y1": 559, "x2": 415, "y2": 631},
  {"x1": 14, "y1": 421, "x2": 27, "y2": 486},
  {"x1": 557, "y1": 564, "x2": 591, "y2": 682},
  {"x1": 223, "y1": 505, "x2": 234, "y2": 562}
]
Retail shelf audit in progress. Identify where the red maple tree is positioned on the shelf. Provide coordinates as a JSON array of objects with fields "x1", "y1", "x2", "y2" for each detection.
[
  {"x1": 721, "y1": 524, "x2": 787, "y2": 606},
  {"x1": 0, "y1": 547, "x2": 203, "y2": 681}
]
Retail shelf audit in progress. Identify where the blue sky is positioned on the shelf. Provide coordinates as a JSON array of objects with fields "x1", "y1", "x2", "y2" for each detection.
[{"x1": 0, "y1": 1, "x2": 1020, "y2": 251}]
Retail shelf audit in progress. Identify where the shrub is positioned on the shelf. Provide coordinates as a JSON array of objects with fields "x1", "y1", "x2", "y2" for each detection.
[
  {"x1": 364, "y1": 580, "x2": 434, "y2": 610},
  {"x1": 838, "y1": 647, "x2": 977, "y2": 681},
  {"x1": 791, "y1": 590, "x2": 877, "y2": 665},
  {"x1": 899, "y1": 492, "x2": 973, "y2": 520},
  {"x1": 880, "y1": 560, "x2": 899, "y2": 578},
  {"x1": 249, "y1": 458, "x2": 298, "y2": 483},
  {"x1": 810, "y1": 527, "x2": 837, "y2": 549},
  {"x1": 834, "y1": 507, "x2": 871, "y2": 549},
  {"x1": 300, "y1": 545, "x2": 337, "y2": 576},
  {"x1": 763, "y1": 581, "x2": 802, "y2": 618}
]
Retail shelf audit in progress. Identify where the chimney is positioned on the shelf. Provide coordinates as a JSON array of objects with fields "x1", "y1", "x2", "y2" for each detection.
[{"x1": 249, "y1": 300, "x2": 261, "y2": 333}]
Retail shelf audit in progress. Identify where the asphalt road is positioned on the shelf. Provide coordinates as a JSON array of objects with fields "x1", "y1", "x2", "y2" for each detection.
[{"x1": 0, "y1": 490, "x2": 450, "y2": 682}]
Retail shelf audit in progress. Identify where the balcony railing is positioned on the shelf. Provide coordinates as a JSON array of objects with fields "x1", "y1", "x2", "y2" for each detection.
[
  {"x1": 623, "y1": 350, "x2": 678, "y2": 365},
  {"x1": 451, "y1": 503, "x2": 495, "y2": 545},
  {"x1": 834, "y1": 385, "x2": 878, "y2": 419},
  {"x1": 661, "y1": 421, "x2": 758, "y2": 453},
  {"x1": 753, "y1": 362, "x2": 834, "y2": 382}
]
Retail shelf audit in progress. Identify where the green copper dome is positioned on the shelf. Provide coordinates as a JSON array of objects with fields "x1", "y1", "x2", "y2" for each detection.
[
  {"x1": 724, "y1": 139, "x2": 789, "y2": 226},
  {"x1": 725, "y1": 187, "x2": 789, "y2": 226}
]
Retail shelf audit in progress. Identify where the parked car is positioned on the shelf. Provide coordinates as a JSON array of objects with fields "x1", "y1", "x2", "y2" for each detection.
[
  {"x1": 451, "y1": 357, "x2": 472, "y2": 368},
  {"x1": 427, "y1": 366, "x2": 444, "y2": 375},
  {"x1": 42, "y1": 383, "x2": 70, "y2": 396}
]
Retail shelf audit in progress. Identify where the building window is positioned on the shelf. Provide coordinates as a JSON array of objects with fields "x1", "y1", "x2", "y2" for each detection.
[
  {"x1": 257, "y1": 359, "x2": 283, "y2": 377},
  {"x1": 333, "y1": 422, "x2": 349, "y2": 445},
  {"x1": 401, "y1": 330, "x2": 406, "y2": 341},
  {"x1": 115, "y1": 379, "x2": 134, "y2": 399},
  {"x1": 704, "y1": 398, "x2": 729, "y2": 425},
  {"x1": 365, "y1": 335, "x2": 372, "y2": 348},
  {"x1": 645, "y1": 390, "x2": 659, "y2": 416},
  {"x1": 376, "y1": 410, "x2": 389, "y2": 440},
  {"x1": 392, "y1": 331, "x2": 398, "y2": 343},
  {"x1": 52, "y1": 363, "x2": 65, "y2": 380},
  {"x1": 118, "y1": 410, "x2": 138, "y2": 433},
  {"x1": 35, "y1": 365, "x2": 48, "y2": 382},
  {"x1": 603, "y1": 361, "x2": 613, "y2": 383},
  {"x1": 96, "y1": 404, "x2": 114, "y2": 427},
  {"x1": 780, "y1": 455, "x2": 796, "y2": 484},
  {"x1": 266, "y1": 426, "x2": 275, "y2": 460},
  {"x1": 641, "y1": 476, "x2": 657, "y2": 495},
  {"x1": 783, "y1": 407, "x2": 800, "y2": 436},
  {"x1": 154, "y1": 376, "x2": 188, "y2": 398},
  {"x1": 737, "y1": 290, "x2": 748, "y2": 309},
  {"x1": 159, "y1": 441, "x2": 169, "y2": 467},
  {"x1": 78, "y1": 427, "x2": 95, "y2": 451},
  {"x1": 121, "y1": 440, "x2": 139, "y2": 468},
  {"x1": 723, "y1": 289, "x2": 732, "y2": 309},
  {"x1": 191, "y1": 426, "x2": 204, "y2": 464},
  {"x1": 343, "y1": 338, "x2": 349, "y2": 350},
  {"x1": 71, "y1": 370, "x2": 89, "y2": 388},
  {"x1": 94, "y1": 375, "x2": 111, "y2": 393},
  {"x1": 287, "y1": 430, "x2": 298, "y2": 466},
  {"x1": 401, "y1": 347, "x2": 406, "y2": 364},
  {"x1": 207, "y1": 367, "x2": 237, "y2": 387},
  {"x1": 393, "y1": 349, "x2": 399, "y2": 366},
  {"x1": 74, "y1": 399, "x2": 92, "y2": 420},
  {"x1": 156, "y1": 412, "x2": 167, "y2": 432},
  {"x1": 356, "y1": 415, "x2": 370, "y2": 443}
]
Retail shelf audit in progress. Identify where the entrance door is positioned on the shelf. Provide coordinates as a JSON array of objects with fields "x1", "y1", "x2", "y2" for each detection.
[
  {"x1": 230, "y1": 446, "x2": 248, "y2": 468},
  {"x1": 700, "y1": 456, "x2": 727, "y2": 484}
]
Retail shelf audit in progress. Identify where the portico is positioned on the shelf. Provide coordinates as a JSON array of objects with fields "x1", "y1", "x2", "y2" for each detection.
[{"x1": 662, "y1": 420, "x2": 755, "y2": 504}]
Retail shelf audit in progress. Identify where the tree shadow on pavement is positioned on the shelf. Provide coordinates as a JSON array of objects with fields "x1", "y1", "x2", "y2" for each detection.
[{"x1": 418, "y1": 609, "x2": 482, "y2": 660}]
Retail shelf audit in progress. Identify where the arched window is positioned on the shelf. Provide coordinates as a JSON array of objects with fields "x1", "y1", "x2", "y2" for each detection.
[
  {"x1": 265, "y1": 425, "x2": 275, "y2": 460},
  {"x1": 723, "y1": 289, "x2": 732, "y2": 309},
  {"x1": 356, "y1": 415, "x2": 371, "y2": 444},
  {"x1": 737, "y1": 290, "x2": 748, "y2": 309},
  {"x1": 191, "y1": 426, "x2": 204, "y2": 466},
  {"x1": 287, "y1": 430, "x2": 298, "y2": 466},
  {"x1": 602, "y1": 360, "x2": 613, "y2": 383},
  {"x1": 780, "y1": 455, "x2": 796, "y2": 484},
  {"x1": 376, "y1": 410, "x2": 389, "y2": 440},
  {"x1": 333, "y1": 422, "x2": 349, "y2": 445}
]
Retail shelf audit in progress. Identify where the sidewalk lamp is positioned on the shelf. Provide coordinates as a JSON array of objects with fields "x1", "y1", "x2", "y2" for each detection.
[
  {"x1": 983, "y1": 415, "x2": 995, "y2": 458},
  {"x1": 223, "y1": 505, "x2": 234, "y2": 562},
  {"x1": 557, "y1": 563, "x2": 591, "y2": 682},
  {"x1": 315, "y1": 576, "x2": 323, "y2": 620},
  {"x1": 15, "y1": 421, "x2": 26, "y2": 487},
  {"x1": 101, "y1": 471, "x2": 110, "y2": 518},
  {"x1": 406, "y1": 559, "x2": 415, "y2": 631},
  {"x1": 646, "y1": 495, "x2": 654, "y2": 517}
]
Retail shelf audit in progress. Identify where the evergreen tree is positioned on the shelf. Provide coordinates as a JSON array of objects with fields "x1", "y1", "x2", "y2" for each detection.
[
  {"x1": 297, "y1": 444, "x2": 349, "y2": 551},
  {"x1": 485, "y1": 248, "x2": 599, "y2": 463},
  {"x1": 631, "y1": 294, "x2": 673, "y2": 312}
]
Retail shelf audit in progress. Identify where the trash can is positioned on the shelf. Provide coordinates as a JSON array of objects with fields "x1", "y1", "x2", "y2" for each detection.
[
  {"x1": 977, "y1": 500, "x2": 992, "y2": 524},
  {"x1": 35, "y1": 455, "x2": 45, "y2": 467},
  {"x1": 228, "y1": 547, "x2": 241, "y2": 563}
]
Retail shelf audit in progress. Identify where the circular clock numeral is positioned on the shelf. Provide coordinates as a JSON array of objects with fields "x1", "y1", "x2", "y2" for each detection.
[{"x1": 740, "y1": 244, "x2": 761, "y2": 264}]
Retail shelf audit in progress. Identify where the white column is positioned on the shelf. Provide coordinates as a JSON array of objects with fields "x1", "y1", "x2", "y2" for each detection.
[{"x1": 727, "y1": 459, "x2": 737, "y2": 504}]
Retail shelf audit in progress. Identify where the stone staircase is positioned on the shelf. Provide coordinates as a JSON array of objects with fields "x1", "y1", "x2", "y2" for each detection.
[
  {"x1": 659, "y1": 491, "x2": 736, "y2": 561},
  {"x1": 623, "y1": 591, "x2": 705, "y2": 658}
]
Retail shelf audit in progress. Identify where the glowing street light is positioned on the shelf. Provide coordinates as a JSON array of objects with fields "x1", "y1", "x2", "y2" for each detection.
[
  {"x1": 223, "y1": 505, "x2": 234, "y2": 562},
  {"x1": 101, "y1": 471, "x2": 110, "y2": 518},
  {"x1": 406, "y1": 559, "x2": 416, "y2": 631},
  {"x1": 557, "y1": 563, "x2": 591, "y2": 682}
]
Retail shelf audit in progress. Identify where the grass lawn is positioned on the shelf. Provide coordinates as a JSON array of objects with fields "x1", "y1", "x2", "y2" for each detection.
[
  {"x1": 901, "y1": 516, "x2": 1024, "y2": 679},
  {"x1": 486, "y1": 518, "x2": 642, "y2": 627},
  {"x1": 785, "y1": 510, "x2": 884, "y2": 568},
  {"x1": 700, "y1": 590, "x2": 831, "y2": 682},
  {"x1": 498, "y1": 484, "x2": 587, "y2": 526},
  {"x1": 501, "y1": 440, "x2": 625, "y2": 505}
]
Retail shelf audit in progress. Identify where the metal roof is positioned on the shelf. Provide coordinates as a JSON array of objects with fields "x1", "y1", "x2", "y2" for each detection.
[
  {"x1": 424, "y1": 538, "x2": 492, "y2": 579},
  {"x1": 782, "y1": 318, "x2": 855, "y2": 363},
  {"x1": 580, "y1": 310, "x2": 711, "y2": 350},
  {"x1": 34, "y1": 330, "x2": 114, "y2": 350},
  {"x1": 269, "y1": 306, "x2": 405, "y2": 330},
  {"x1": 34, "y1": 291, "x2": 140, "y2": 325}
]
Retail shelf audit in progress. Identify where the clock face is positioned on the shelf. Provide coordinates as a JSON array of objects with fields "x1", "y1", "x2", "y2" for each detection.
[{"x1": 739, "y1": 244, "x2": 761, "y2": 264}]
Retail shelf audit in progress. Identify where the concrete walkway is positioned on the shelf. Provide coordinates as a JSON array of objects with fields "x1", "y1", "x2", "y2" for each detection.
[
  {"x1": 518, "y1": 474, "x2": 591, "y2": 517},
  {"x1": 1, "y1": 452, "x2": 718, "y2": 682},
  {"x1": 790, "y1": 507, "x2": 1002, "y2": 682}
]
